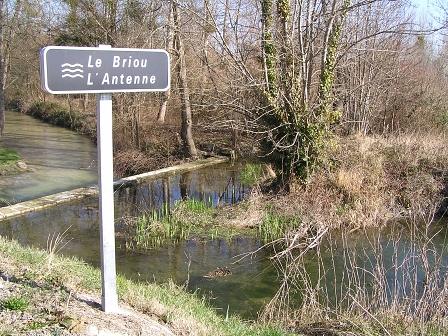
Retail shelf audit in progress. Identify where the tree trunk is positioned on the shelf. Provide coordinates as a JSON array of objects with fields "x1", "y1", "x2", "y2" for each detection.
[
  {"x1": 223, "y1": 0, "x2": 230, "y2": 45},
  {"x1": 172, "y1": 1, "x2": 197, "y2": 159},
  {"x1": 157, "y1": 2, "x2": 174, "y2": 124},
  {"x1": 0, "y1": 0, "x2": 22, "y2": 138},
  {"x1": 83, "y1": 94, "x2": 89, "y2": 112},
  {"x1": 157, "y1": 97, "x2": 169, "y2": 124},
  {"x1": 0, "y1": 0, "x2": 5, "y2": 137}
]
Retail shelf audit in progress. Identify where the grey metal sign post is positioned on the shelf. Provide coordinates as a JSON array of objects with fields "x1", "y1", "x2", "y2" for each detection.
[{"x1": 40, "y1": 45, "x2": 170, "y2": 313}]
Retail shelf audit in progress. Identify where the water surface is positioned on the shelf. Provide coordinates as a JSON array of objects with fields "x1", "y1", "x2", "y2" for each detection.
[
  {"x1": 2, "y1": 111, "x2": 447, "y2": 320},
  {"x1": 0, "y1": 164, "x2": 276, "y2": 320},
  {"x1": 0, "y1": 111, "x2": 97, "y2": 205}
]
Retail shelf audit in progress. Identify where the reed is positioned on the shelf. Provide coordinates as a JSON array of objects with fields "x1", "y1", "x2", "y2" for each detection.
[
  {"x1": 259, "y1": 213, "x2": 302, "y2": 243},
  {"x1": 240, "y1": 163, "x2": 263, "y2": 186},
  {"x1": 181, "y1": 198, "x2": 212, "y2": 213},
  {"x1": 259, "y1": 202, "x2": 448, "y2": 334},
  {"x1": 45, "y1": 226, "x2": 72, "y2": 273},
  {"x1": 127, "y1": 199, "x2": 216, "y2": 249}
]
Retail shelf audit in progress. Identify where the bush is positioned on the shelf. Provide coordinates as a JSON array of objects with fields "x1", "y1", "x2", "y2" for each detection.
[{"x1": 26, "y1": 101, "x2": 82, "y2": 130}]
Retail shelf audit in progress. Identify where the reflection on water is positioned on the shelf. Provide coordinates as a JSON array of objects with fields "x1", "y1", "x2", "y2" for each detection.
[
  {"x1": 0, "y1": 162, "x2": 278, "y2": 319},
  {"x1": 0, "y1": 109, "x2": 274, "y2": 318},
  {"x1": 114, "y1": 163, "x2": 247, "y2": 217},
  {"x1": 0, "y1": 111, "x2": 98, "y2": 206},
  {"x1": 2, "y1": 184, "x2": 448, "y2": 319}
]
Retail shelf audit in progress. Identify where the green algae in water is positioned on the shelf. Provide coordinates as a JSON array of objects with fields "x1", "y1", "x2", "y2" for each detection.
[{"x1": 0, "y1": 148, "x2": 20, "y2": 164}]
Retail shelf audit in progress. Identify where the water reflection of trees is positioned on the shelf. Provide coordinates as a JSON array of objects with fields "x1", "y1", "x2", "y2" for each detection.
[{"x1": 115, "y1": 165, "x2": 248, "y2": 217}]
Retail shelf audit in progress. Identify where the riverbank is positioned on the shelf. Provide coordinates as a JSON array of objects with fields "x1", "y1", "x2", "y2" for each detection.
[
  {"x1": 115, "y1": 132, "x2": 448, "y2": 335},
  {"x1": 0, "y1": 236, "x2": 289, "y2": 336},
  {"x1": 21, "y1": 102, "x2": 246, "y2": 177},
  {"x1": 0, "y1": 157, "x2": 228, "y2": 220},
  {"x1": 216, "y1": 132, "x2": 448, "y2": 235},
  {"x1": 4, "y1": 105, "x2": 448, "y2": 334},
  {"x1": 20, "y1": 103, "x2": 448, "y2": 225},
  {"x1": 221, "y1": 132, "x2": 448, "y2": 335},
  {"x1": 1, "y1": 131, "x2": 447, "y2": 335},
  {"x1": 0, "y1": 148, "x2": 27, "y2": 176}
]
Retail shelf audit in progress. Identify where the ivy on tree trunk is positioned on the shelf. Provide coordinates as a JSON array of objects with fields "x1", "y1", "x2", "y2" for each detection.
[{"x1": 260, "y1": 0, "x2": 349, "y2": 186}]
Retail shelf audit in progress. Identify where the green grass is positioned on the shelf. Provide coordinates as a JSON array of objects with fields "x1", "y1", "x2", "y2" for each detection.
[
  {"x1": 183, "y1": 198, "x2": 213, "y2": 213},
  {"x1": 0, "y1": 147, "x2": 28, "y2": 177},
  {"x1": 1, "y1": 297, "x2": 29, "y2": 311},
  {"x1": 0, "y1": 148, "x2": 19, "y2": 165},
  {"x1": 259, "y1": 213, "x2": 302, "y2": 242},
  {"x1": 127, "y1": 197, "x2": 293, "y2": 250},
  {"x1": 127, "y1": 199, "x2": 233, "y2": 249},
  {"x1": 0, "y1": 235, "x2": 292, "y2": 336},
  {"x1": 240, "y1": 163, "x2": 263, "y2": 185}
]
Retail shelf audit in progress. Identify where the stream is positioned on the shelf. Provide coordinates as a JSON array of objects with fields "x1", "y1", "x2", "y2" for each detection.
[
  {"x1": 1, "y1": 111, "x2": 447, "y2": 320},
  {"x1": 0, "y1": 110, "x2": 98, "y2": 206},
  {"x1": 0, "y1": 111, "x2": 276, "y2": 319},
  {"x1": 0, "y1": 163, "x2": 277, "y2": 320}
]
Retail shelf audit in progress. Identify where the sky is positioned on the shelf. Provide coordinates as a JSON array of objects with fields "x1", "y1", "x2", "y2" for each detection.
[
  {"x1": 411, "y1": 0, "x2": 441, "y2": 19},
  {"x1": 411, "y1": 0, "x2": 445, "y2": 52}
]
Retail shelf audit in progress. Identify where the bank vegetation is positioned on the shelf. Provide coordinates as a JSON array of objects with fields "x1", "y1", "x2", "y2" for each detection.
[{"x1": 0, "y1": 236, "x2": 288, "y2": 336}]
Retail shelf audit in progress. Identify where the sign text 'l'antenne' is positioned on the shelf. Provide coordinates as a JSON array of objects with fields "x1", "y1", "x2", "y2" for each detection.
[{"x1": 40, "y1": 46, "x2": 170, "y2": 94}]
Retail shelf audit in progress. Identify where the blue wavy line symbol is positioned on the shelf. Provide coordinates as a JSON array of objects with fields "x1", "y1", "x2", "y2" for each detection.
[{"x1": 61, "y1": 63, "x2": 84, "y2": 79}]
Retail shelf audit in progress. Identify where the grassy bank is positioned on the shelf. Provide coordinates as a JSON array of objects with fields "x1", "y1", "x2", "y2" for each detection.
[
  {"x1": 0, "y1": 147, "x2": 27, "y2": 176},
  {"x1": 26, "y1": 102, "x2": 96, "y2": 140},
  {"x1": 0, "y1": 236, "x2": 290, "y2": 336}
]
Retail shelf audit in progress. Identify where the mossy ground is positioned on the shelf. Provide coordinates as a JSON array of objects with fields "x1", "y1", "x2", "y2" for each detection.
[{"x1": 0, "y1": 147, "x2": 27, "y2": 176}]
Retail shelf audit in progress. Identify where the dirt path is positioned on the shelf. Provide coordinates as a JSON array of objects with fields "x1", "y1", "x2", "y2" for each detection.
[{"x1": 0, "y1": 267, "x2": 175, "y2": 336}]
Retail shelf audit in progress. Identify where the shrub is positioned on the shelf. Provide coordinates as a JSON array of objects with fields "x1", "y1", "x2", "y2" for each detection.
[{"x1": 26, "y1": 101, "x2": 82, "y2": 130}]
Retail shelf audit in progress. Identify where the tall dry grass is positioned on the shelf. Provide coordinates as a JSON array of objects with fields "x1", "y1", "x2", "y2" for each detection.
[
  {"x1": 259, "y1": 203, "x2": 448, "y2": 335},
  {"x1": 248, "y1": 132, "x2": 448, "y2": 334},
  {"x1": 264, "y1": 132, "x2": 448, "y2": 232}
]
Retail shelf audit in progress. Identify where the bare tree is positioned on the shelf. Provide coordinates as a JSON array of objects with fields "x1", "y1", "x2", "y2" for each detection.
[
  {"x1": 0, "y1": 0, "x2": 4, "y2": 138},
  {"x1": 172, "y1": 0, "x2": 197, "y2": 158},
  {"x1": 158, "y1": 2, "x2": 174, "y2": 124}
]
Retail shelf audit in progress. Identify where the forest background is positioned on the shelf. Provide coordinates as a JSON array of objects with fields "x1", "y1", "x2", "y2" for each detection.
[{"x1": 0, "y1": 0, "x2": 446, "y2": 182}]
